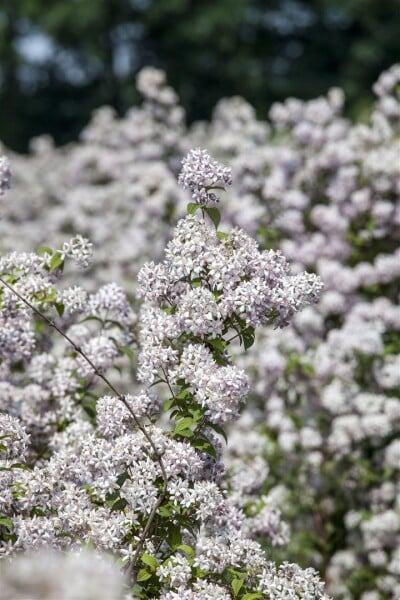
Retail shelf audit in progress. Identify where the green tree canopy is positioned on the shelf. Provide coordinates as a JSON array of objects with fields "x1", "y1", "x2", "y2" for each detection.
[{"x1": 1, "y1": 0, "x2": 399, "y2": 151}]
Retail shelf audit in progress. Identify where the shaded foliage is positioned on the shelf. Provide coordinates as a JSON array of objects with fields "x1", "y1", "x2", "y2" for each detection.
[{"x1": 1, "y1": 0, "x2": 400, "y2": 151}]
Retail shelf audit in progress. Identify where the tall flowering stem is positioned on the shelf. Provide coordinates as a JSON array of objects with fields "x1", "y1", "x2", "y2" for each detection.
[{"x1": 129, "y1": 148, "x2": 324, "y2": 593}]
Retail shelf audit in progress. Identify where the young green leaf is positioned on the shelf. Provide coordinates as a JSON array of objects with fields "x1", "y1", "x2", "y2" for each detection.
[
  {"x1": 187, "y1": 202, "x2": 202, "y2": 215},
  {"x1": 191, "y1": 437, "x2": 217, "y2": 457},
  {"x1": 163, "y1": 398, "x2": 176, "y2": 411},
  {"x1": 136, "y1": 568, "x2": 152, "y2": 582},
  {"x1": 169, "y1": 524, "x2": 182, "y2": 548},
  {"x1": 209, "y1": 422, "x2": 228, "y2": 443},
  {"x1": 36, "y1": 246, "x2": 53, "y2": 256},
  {"x1": 55, "y1": 302, "x2": 65, "y2": 317},
  {"x1": 174, "y1": 417, "x2": 196, "y2": 434},
  {"x1": 49, "y1": 252, "x2": 64, "y2": 272},
  {"x1": 231, "y1": 578, "x2": 245, "y2": 596},
  {"x1": 176, "y1": 544, "x2": 195, "y2": 557},
  {"x1": 242, "y1": 326, "x2": 255, "y2": 350},
  {"x1": 141, "y1": 554, "x2": 159, "y2": 571},
  {"x1": 158, "y1": 505, "x2": 172, "y2": 518},
  {"x1": 204, "y1": 206, "x2": 221, "y2": 229},
  {"x1": 0, "y1": 517, "x2": 14, "y2": 532}
]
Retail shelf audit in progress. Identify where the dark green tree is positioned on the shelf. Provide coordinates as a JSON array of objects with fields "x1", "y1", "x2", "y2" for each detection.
[{"x1": 1, "y1": 0, "x2": 399, "y2": 151}]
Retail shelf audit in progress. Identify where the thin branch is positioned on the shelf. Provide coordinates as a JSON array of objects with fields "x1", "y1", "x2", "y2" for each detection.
[
  {"x1": 226, "y1": 331, "x2": 241, "y2": 344},
  {"x1": 161, "y1": 365, "x2": 176, "y2": 400}
]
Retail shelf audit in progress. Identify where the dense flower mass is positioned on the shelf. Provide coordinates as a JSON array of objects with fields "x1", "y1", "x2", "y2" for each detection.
[
  {"x1": 0, "y1": 64, "x2": 399, "y2": 598},
  {"x1": 0, "y1": 147, "x2": 327, "y2": 598}
]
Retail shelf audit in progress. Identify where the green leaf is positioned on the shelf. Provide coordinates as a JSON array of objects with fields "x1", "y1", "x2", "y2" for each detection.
[
  {"x1": 242, "y1": 593, "x2": 263, "y2": 600},
  {"x1": 116, "y1": 471, "x2": 130, "y2": 487},
  {"x1": 188, "y1": 407, "x2": 203, "y2": 421},
  {"x1": 231, "y1": 578, "x2": 244, "y2": 596},
  {"x1": 0, "y1": 517, "x2": 14, "y2": 532},
  {"x1": 49, "y1": 252, "x2": 64, "y2": 272},
  {"x1": 141, "y1": 554, "x2": 158, "y2": 571},
  {"x1": 43, "y1": 291, "x2": 56, "y2": 302},
  {"x1": 301, "y1": 363, "x2": 314, "y2": 377},
  {"x1": 82, "y1": 398, "x2": 97, "y2": 420},
  {"x1": 208, "y1": 337, "x2": 226, "y2": 352},
  {"x1": 36, "y1": 246, "x2": 53, "y2": 256},
  {"x1": 30, "y1": 507, "x2": 45, "y2": 517},
  {"x1": 190, "y1": 277, "x2": 202, "y2": 286},
  {"x1": 107, "y1": 497, "x2": 127, "y2": 511},
  {"x1": 204, "y1": 206, "x2": 221, "y2": 229},
  {"x1": 176, "y1": 544, "x2": 194, "y2": 557},
  {"x1": 175, "y1": 429, "x2": 194, "y2": 438},
  {"x1": 242, "y1": 326, "x2": 255, "y2": 350},
  {"x1": 176, "y1": 387, "x2": 192, "y2": 400},
  {"x1": 55, "y1": 302, "x2": 65, "y2": 317},
  {"x1": 174, "y1": 417, "x2": 196, "y2": 434},
  {"x1": 191, "y1": 437, "x2": 217, "y2": 457},
  {"x1": 187, "y1": 202, "x2": 202, "y2": 215},
  {"x1": 163, "y1": 398, "x2": 176, "y2": 411},
  {"x1": 169, "y1": 524, "x2": 182, "y2": 548},
  {"x1": 209, "y1": 423, "x2": 228, "y2": 443},
  {"x1": 10, "y1": 462, "x2": 32, "y2": 471},
  {"x1": 136, "y1": 568, "x2": 152, "y2": 582},
  {"x1": 216, "y1": 231, "x2": 229, "y2": 240},
  {"x1": 158, "y1": 505, "x2": 172, "y2": 518},
  {"x1": 130, "y1": 583, "x2": 146, "y2": 598},
  {"x1": 213, "y1": 352, "x2": 227, "y2": 366}
]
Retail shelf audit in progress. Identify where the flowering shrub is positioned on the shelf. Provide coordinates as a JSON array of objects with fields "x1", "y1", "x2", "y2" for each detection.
[
  {"x1": 221, "y1": 66, "x2": 400, "y2": 599},
  {"x1": 0, "y1": 150, "x2": 328, "y2": 598},
  {"x1": 0, "y1": 63, "x2": 399, "y2": 599}
]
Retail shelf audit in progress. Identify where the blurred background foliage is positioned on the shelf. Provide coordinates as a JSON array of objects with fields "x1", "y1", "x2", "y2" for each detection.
[{"x1": 1, "y1": 0, "x2": 400, "y2": 151}]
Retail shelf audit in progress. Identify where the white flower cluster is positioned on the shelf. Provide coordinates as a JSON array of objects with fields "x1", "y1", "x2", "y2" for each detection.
[
  {"x1": 137, "y1": 171, "x2": 322, "y2": 425},
  {"x1": 178, "y1": 147, "x2": 232, "y2": 204},
  {"x1": 0, "y1": 244, "x2": 136, "y2": 462},
  {"x1": 60, "y1": 234, "x2": 93, "y2": 269},
  {"x1": 176, "y1": 344, "x2": 250, "y2": 424},
  {"x1": 96, "y1": 391, "x2": 158, "y2": 437},
  {"x1": 0, "y1": 413, "x2": 30, "y2": 462}
]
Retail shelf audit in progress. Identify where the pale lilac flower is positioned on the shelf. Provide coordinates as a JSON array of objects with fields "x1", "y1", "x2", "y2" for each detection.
[{"x1": 178, "y1": 148, "x2": 232, "y2": 204}]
